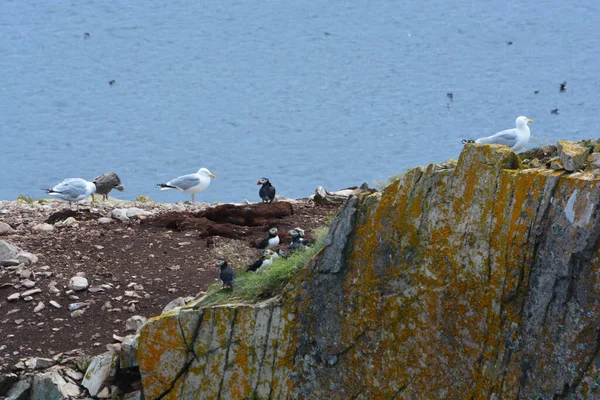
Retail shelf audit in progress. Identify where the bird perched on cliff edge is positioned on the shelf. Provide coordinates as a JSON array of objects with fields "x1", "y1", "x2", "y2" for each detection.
[
  {"x1": 461, "y1": 116, "x2": 533, "y2": 152},
  {"x1": 93, "y1": 172, "x2": 125, "y2": 201},
  {"x1": 214, "y1": 259, "x2": 235, "y2": 289},
  {"x1": 42, "y1": 178, "x2": 96, "y2": 209},
  {"x1": 257, "y1": 177, "x2": 276, "y2": 203},
  {"x1": 256, "y1": 227, "x2": 279, "y2": 249},
  {"x1": 157, "y1": 167, "x2": 216, "y2": 203},
  {"x1": 246, "y1": 249, "x2": 275, "y2": 272},
  {"x1": 289, "y1": 228, "x2": 315, "y2": 252}
]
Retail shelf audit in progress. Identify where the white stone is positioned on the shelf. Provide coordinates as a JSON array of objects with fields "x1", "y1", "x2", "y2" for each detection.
[
  {"x1": 125, "y1": 207, "x2": 152, "y2": 218},
  {"x1": 21, "y1": 279, "x2": 36, "y2": 288},
  {"x1": 21, "y1": 288, "x2": 41, "y2": 297},
  {"x1": 125, "y1": 315, "x2": 147, "y2": 333},
  {"x1": 17, "y1": 251, "x2": 38, "y2": 265},
  {"x1": 98, "y1": 217, "x2": 113, "y2": 224},
  {"x1": 25, "y1": 357, "x2": 55, "y2": 370},
  {"x1": 49, "y1": 300, "x2": 61, "y2": 309},
  {"x1": 68, "y1": 276, "x2": 89, "y2": 291},
  {"x1": 68, "y1": 302, "x2": 88, "y2": 312},
  {"x1": 34, "y1": 302, "x2": 45, "y2": 313},
  {"x1": 0, "y1": 240, "x2": 21, "y2": 262},
  {"x1": 55, "y1": 217, "x2": 79, "y2": 228},
  {"x1": 7, "y1": 292, "x2": 20, "y2": 301},
  {"x1": 162, "y1": 297, "x2": 185, "y2": 314},
  {"x1": 110, "y1": 209, "x2": 130, "y2": 222},
  {"x1": 31, "y1": 223, "x2": 54, "y2": 233},
  {"x1": 48, "y1": 286, "x2": 60, "y2": 294},
  {"x1": 81, "y1": 352, "x2": 119, "y2": 396}
]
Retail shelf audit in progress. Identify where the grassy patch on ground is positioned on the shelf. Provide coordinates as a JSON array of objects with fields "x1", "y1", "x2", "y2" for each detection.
[{"x1": 198, "y1": 226, "x2": 329, "y2": 307}]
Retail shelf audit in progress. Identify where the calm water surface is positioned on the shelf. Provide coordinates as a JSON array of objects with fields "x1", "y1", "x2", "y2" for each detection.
[{"x1": 1, "y1": 1, "x2": 599, "y2": 203}]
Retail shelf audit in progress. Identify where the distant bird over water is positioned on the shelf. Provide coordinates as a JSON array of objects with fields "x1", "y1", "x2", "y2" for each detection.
[
  {"x1": 551, "y1": 108, "x2": 560, "y2": 115},
  {"x1": 214, "y1": 259, "x2": 235, "y2": 289},
  {"x1": 257, "y1": 177, "x2": 276, "y2": 203},
  {"x1": 93, "y1": 172, "x2": 124, "y2": 201},
  {"x1": 43, "y1": 178, "x2": 96, "y2": 208},
  {"x1": 560, "y1": 81, "x2": 567, "y2": 92},
  {"x1": 157, "y1": 167, "x2": 216, "y2": 203},
  {"x1": 462, "y1": 116, "x2": 533, "y2": 152}
]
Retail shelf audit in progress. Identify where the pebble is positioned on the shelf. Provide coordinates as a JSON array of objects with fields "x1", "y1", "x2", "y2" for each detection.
[
  {"x1": 17, "y1": 251, "x2": 38, "y2": 265},
  {"x1": 49, "y1": 300, "x2": 62, "y2": 309},
  {"x1": 31, "y1": 223, "x2": 54, "y2": 233},
  {"x1": 48, "y1": 285, "x2": 60, "y2": 294},
  {"x1": 21, "y1": 279, "x2": 36, "y2": 288},
  {"x1": 7, "y1": 293, "x2": 20, "y2": 301},
  {"x1": 21, "y1": 288, "x2": 42, "y2": 297},
  {"x1": 69, "y1": 276, "x2": 89, "y2": 291},
  {"x1": 23, "y1": 296, "x2": 34, "y2": 302},
  {"x1": 98, "y1": 217, "x2": 113, "y2": 224},
  {"x1": 71, "y1": 309, "x2": 85, "y2": 318},
  {"x1": 33, "y1": 302, "x2": 45, "y2": 313},
  {"x1": 69, "y1": 303, "x2": 88, "y2": 312}
]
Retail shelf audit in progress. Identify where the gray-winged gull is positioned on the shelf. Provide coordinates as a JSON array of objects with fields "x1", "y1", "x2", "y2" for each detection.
[
  {"x1": 93, "y1": 172, "x2": 125, "y2": 201},
  {"x1": 43, "y1": 178, "x2": 96, "y2": 208},
  {"x1": 156, "y1": 167, "x2": 216, "y2": 203},
  {"x1": 462, "y1": 116, "x2": 533, "y2": 152}
]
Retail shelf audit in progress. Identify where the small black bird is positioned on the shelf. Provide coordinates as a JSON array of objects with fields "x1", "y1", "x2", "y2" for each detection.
[
  {"x1": 446, "y1": 92, "x2": 453, "y2": 101},
  {"x1": 93, "y1": 172, "x2": 125, "y2": 201},
  {"x1": 288, "y1": 228, "x2": 315, "y2": 252},
  {"x1": 551, "y1": 108, "x2": 560, "y2": 115},
  {"x1": 506, "y1": 41, "x2": 513, "y2": 46},
  {"x1": 214, "y1": 259, "x2": 235, "y2": 289},
  {"x1": 109, "y1": 80, "x2": 116, "y2": 86},
  {"x1": 560, "y1": 81, "x2": 567, "y2": 92},
  {"x1": 246, "y1": 249, "x2": 275, "y2": 272},
  {"x1": 257, "y1": 177, "x2": 276, "y2": 203},
  {"x1": 534, "y1": 90, "x2": 539, "y2": 94},
  {"x1": 256, "y1": 227, "x2": 279, "y2": 249},
  {"x1": 84, "y1": 32, "x2": 90, "y2": 39}
]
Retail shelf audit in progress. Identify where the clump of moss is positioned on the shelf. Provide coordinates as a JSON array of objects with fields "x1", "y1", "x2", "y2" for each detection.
[
  {"x1": 198, "y1": 226, "x2": 329, "y2": 307},
  {"x1": 136, "y1": 195, "x2": 153, "y2": 203},
  {"x1": 16, "y1": 194, "x2": 35, "y2": 204}
]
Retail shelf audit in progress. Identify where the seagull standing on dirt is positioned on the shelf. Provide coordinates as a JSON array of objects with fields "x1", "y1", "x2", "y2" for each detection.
[
  {"x1": 246, "y1": 249, "x2": 275, "y2": 272},
  {"x1": 256, "y1": 227, "x2": 279, "y2": 249},
  {"x1": 43, "y1": 178, "x2": 96, "y2": 208},
  {"x1": 93, "y1": 172, "x2": 125, "y2": 201},
  {"x1": 157, "y1": 167, "x2": 216, "y2": 203},
  {"x1": 214, "y1": 259, "x2": 235, "y2": 289},
  {"x1": 462, "y1": 116, "x2": 533, "y2": 152},
  {"x1": 257, "y1": 177, "x2": 276, "y2": 203}
]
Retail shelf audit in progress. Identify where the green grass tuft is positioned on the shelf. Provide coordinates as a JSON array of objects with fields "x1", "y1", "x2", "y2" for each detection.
[
  {"x1": 16, "y1": 194, "x2": 35, "y2": 204},
  {"x1": 198, "y1": 226, "x2": 329, "y2": 307}
]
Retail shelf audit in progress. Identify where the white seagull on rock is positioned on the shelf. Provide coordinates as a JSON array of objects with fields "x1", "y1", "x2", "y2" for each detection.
[
  {"x1": 462, "y1": 116, "x2": 533, "y2": 152},
  {"x1": 157, "y1": 167, "x2": 216, "y2": 203}
]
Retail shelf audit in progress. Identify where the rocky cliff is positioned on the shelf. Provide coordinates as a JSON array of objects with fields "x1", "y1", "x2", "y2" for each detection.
[{"x1": 139, "y1": 143, "x2": 600, "y2": 399}]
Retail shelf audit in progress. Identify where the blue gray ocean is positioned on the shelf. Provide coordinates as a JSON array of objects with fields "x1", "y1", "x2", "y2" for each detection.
[{"x1": 1, "y1": 0, "x2": 599, "y2": 203}]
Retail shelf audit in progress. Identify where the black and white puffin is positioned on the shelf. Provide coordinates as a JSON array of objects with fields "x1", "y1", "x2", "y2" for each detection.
[
  {"x1": 246, "y1": 249, "x2": 275, "y2": 272},
  {"x1": 289, "y1": 228, "x2": 315, "y2": 251},
  {"x1": 256, "y1": 227, "x2": 279, "y2": 249},
  {"x1": 257, "y1": 177, "x2": 276, "y2": 203},
  {"x1": 214, "y1": 259, "x2": 235, "y2": 289}
]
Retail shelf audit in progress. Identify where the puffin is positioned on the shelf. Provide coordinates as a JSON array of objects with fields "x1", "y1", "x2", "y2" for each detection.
[
  {"x1": 92, "y1": 172, "x2": 125, "y2": 201},
  {"x1": 157, "y1": 167, "x2": 216, "y2": 203},
  {"x1": 43, "y1": 178, "x2": 96, "y2": 209},
  {"x1": 256, "y1": 227, "x2": 279, "y2": 249},
  {"x1": 214, "y1": 259, "x2": 235, "y2": 289},
  {"x1": 257, "y1": 177, "x2": 276, "y2": 203},
  {"x1": 246, "y1": 249, "x2": 275, "y2": 272}
]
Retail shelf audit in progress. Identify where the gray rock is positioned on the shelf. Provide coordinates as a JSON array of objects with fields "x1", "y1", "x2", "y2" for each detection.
[
  {"x1": 123, "y1": 390, "x2": 143, "y2": 400},
  {"x1": 16, "y1": 251, "x2": 38, "y2": 265},
  {"x1": 120, "y1": 334, "x2": 139, "y2": 369},
  {"x1": 68, "y1": 276, "x2": 89, "y2": 291},
  {"x1": 31, "y1": 370, "x2": 80, "y2": 400},
  {"x1": 125, "y1": 315, "x2": 147, "y2": 333},
  {"x1": 31, "y1": 223, "x2": 54, "y2": 233},
  {"x1": 54, "y1": 217, "x2": 79, "y2": 228},
  {"x1": 24, "y1": 357, "x2": 55, "y2": 370},
  {"x1": 4, "y1": 377, "x2": 30, "y2": 400},
  {"x1": 110, "y1": 209, "x2": 130, "y2": 222},
  {"x1": 317, "y1": 196, "x2": 359, "y2": 274},
  {"x1": 49, "y1": 300, "x2": 61, "y2": 309},
  {"x1": 0, "y1": 258, "x2": 20, "y2": 267},
  {"x1": 21, "y1": 279, "x2": 36, "y2": 289},
  {"x1": 68, "y1": 302, "x2": 88, "y2": 311},
  {"x1": 587, "y1": 152, "x2": 600, "y2": 170},
  {"x1": 161, "y1": 297, "x2": 185, "y2": 314},
  {"x1": 20, "y1": 288, "x2": 41, "y2": 297},
  {"x1": 0, "y1": 373, "x2": 18, "y2": 396},
  {"x1": 0, "y1": 240, "x2": 21, "y2": 262},
  {"x1": 125, "y1": 207, "x2": 152, "y2": 219},
  {"x1": 81, "y1": 352, "x2": 119, "y2": 396},
  {"x1": 557, "y1": 140, "x2": 591, "y2": 172},
  {"x1": 33, "y1": 302, "x2": 45, "y2": 313},
  {"x1": 98, "y1": 217, "x2": 113, "y2": 224},
  {"x1": 0, "y1": 222, "x2": 14, "y2": 236},
  {"x1": 7, "y1": 293, "x2": 20, "y2": 301}
]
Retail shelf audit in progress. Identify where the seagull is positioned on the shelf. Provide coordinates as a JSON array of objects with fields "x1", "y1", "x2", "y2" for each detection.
[
  {"x1": 157, "y1": 168, "x2": 216, "y2": 203},
  {"x1": 42, "y1": 178, "x2": 96, "y2": 209},
  {"x1": 246, "y1": 249, "x2": 275, "y2": 272},
  {"x1": 93, "y1": 172, "x2": 125, "y2": 201},
  {"x1": 214, "y1": 259, "x2": 235, "y2": 289},
  {"x1": 461, "y1": 116, "x2": 533, "y2": 152},
  {"x1": 256, "y1": 227, "x2": 279, "y2": 249},
  {"x1": 257, "y1": 177, "x2": 276, "y2": 203}
]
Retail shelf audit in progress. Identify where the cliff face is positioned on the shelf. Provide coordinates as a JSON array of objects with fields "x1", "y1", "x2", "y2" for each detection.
[{"x1": 139, "y1": 144, "x2": 600, "y2": 399}]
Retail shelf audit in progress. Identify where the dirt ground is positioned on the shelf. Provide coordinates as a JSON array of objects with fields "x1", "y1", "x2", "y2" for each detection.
[{"x1": 0, "y1": 199, "x2": 339, "y2": 372}]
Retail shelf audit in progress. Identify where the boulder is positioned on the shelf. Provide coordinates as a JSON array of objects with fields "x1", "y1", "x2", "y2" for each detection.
[
  {"x1": 587, "y1": 152, "x2": 600, "y2": 170},
  {"x1": 0, "y1": 222, "x2": 14, "y2": 236},
  {"x1": 30, "y1": 370, "x2": 80, "y2": 400},
  {"x1": 120, "y1": 334, "x2": 139, "y2": 369},
  {"x1": 81, "y1": 352, "x2": 119, "y2": 397},
  {"x1": 557, "y1": 140, "x2": 591, "y2": 172},
  {"x1": 4, "y1": 377, "x2": 30, "y2": 400},
  {"x1": 0, "y1": 240, "x2": 21, "y2": 262}
]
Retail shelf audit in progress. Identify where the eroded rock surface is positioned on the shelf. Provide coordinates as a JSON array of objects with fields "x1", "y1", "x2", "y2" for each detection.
[{"x1": 138, "y1": 143, "x2": 600, "y2": 399}]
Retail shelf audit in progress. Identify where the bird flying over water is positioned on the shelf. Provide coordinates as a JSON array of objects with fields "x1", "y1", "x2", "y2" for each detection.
[
  {"x1": 93, "y1": 172, "x2": 125, "y2": 201},
  {"x1": 43, "y1": 178, "x2": 96, "y2": 208},
  {"x1": 462, "y1": 116, "x2": 533, "y2": 152},
  {"x1": 157, "y1": 167, "x2": 216, "y2": 203},
  {"x1": 257, "y1": 177, "x2": 276, "y2": 203}
]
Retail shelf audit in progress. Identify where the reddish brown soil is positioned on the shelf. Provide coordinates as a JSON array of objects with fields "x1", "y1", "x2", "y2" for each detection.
[{"x1": 0, "y1": 200, "x2": 338, "y2": 372}]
